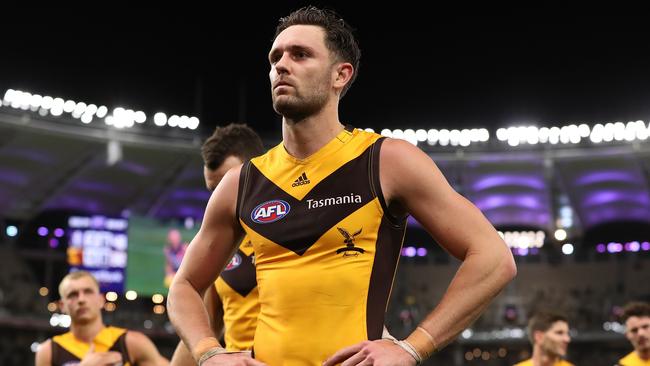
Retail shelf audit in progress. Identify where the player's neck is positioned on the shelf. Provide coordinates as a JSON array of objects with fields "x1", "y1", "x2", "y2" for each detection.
[
  {"x1": 282, "y1": 104, "x2": 344, "y2": 159},
  {"x1": 638, "y1": 348, "x2": 650, "y2": 360},
  {"x1": 532, "y1": 350, "x2": 560, "y2": 366},
  {"x1": 71, "y1": 319, "x2": 105, "y2": 343}
]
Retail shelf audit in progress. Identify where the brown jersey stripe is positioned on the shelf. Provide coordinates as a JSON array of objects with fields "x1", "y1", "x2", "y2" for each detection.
[
  {"x1": 236, "y1": 160, "x2": 252, "y2": 220},
  {"x1": 219, "y1": 248, "x2": 257, "y2": 297},
  {"x1": 365, "y1": 216, "x2": 407, "y2": 340}
]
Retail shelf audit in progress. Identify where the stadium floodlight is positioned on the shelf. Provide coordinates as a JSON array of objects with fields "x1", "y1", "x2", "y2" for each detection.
[
  {"x1": 51, "y1": 98, "x2": 65, "y2": 116},
  {"x1": 85, "y1": 104, "x2": 98, "y2": 116},
  {"x1": 168, "y1": 115, "x2": 180, "y2": 127},
  {"x1": 134, "y1": 111, "x2": 146, "y2": 123},
  {"x1": 63, "y1": 100, "x2": 76, "y2": 113},
  {"x1": 72, "y1": 102, "x2": 87, "y2": 118},
  {"x1": 562, "y1": 243, "x2": 574, "y2": 255},
  {"x1": 496, "y1": 128, "x2": 508, "y2": 141},
  {"x1": 81, "y1": 113, "x2": 93, "y2": 124},
  {"x1": 449, "y1": 129, "x2": 460, "y2": 146},
  {"x1": 438, "y1": 129, "x2": 450, "y2": 146},
  {"x1": 178, "y1": 115, "x2": 189, "y2": 129},
  {"x1": 479, "y1": 128, "x2": 490, "y2": 142},
  {"x1": 590, "y1": 124, "x2": 604, "y2": 144},
  {"x1": 11, "y1": 90, "x2": 24, "y2": 109},
  {"x1": 106, "y1": 292, "x2": 118, "y2": 302},
  {"x1": 29, "y1": 94, "x2": 43, "y2": 111},
  {"x1": 554, "y1": 229, "x2": 567, "y2": 241},
  {"x1": 17, "y1": 90, "x2": 32, "y2": 110},
  {"x1": 2, "y1": 89, "x2": 15, "y2": 105},
  {"x1": 427, "y1": 129, "x2": 438, "y2": 145},
  {"x1": 154, "y1": 112, "x2": 167, "y2": 126},
  {"x1": 416, "y1": 129, "x2": 427, "y2": 142},
  {"x1": 96, "y1": 105, "x2": 108, "y2": 118},
  {"x1": 41, "y1": 95, "x2": 53, "y2": 109},
  {"x1": 459, "y1": 130, "x2": 471, "y2": 147},
  {"x1": 188, "y1": 117, "x2": 200, "y2": 130}
]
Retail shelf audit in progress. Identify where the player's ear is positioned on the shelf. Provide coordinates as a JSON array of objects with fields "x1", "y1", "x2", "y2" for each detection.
[{"x1": 333, "y1": 62, "x2": 353, "y2": 92}]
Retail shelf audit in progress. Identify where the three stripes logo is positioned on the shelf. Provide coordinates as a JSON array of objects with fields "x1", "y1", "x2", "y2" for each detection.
[{"x1": 291, "y1": 172, "x2": 311, "y2": 187}]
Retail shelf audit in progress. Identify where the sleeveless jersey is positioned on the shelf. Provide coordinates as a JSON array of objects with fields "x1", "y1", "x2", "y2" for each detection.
[{"x1": 237, "y1": 127, "x2": 406, "y2": 365}]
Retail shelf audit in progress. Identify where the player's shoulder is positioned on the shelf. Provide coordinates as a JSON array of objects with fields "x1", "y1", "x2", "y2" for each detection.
[
  {"x1": 34, "y1": 339, "x2": 52, "y2": 366},
  {"x1": 379, "y1": 136, "x2": 429, "y2": 160},
  {"x1": 125, "y1": 329, "x2": 152, "y2": 343},
  {"x1": 617, "y1": 351, "x2": 638, "y2": 365}
]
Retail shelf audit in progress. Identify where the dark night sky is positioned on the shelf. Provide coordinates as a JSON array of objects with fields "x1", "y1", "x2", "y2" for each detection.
[{"x1": 2, "y1": 6, "x2": 649, "y2": 139}]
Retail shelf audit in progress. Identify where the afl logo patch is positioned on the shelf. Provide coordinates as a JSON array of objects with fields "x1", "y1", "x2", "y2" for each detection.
[
  {"x1": 224, "y1": 253, "x2": 241, "y2": 271},
  {"x1": 251, "y1": 200, "x2": 290, "y2": 224}
]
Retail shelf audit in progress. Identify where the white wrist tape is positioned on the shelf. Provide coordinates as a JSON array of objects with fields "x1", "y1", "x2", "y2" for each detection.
[{"x1": 391, "y1": 339, "x2": 422, "y2": 364}]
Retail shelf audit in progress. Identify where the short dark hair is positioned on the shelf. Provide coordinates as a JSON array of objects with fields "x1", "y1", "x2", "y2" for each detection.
[
  {"x1": 274, "y1": 6, "x2": 361, "y2": 98},
  {"x1": 622, "y1": 301, "x2": 650, "y2": 323},
  {"x1": 201, "y1": 123, "x2": 264, "y2": 170},
  {"x1": 526, "y1": 311, "x2": 568, "y2": 344}
]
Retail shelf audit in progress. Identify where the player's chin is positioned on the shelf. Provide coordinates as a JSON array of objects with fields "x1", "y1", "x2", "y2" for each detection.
[
  {"x1": 639, "y1": 340, "x2": 649, "y2": 351},
  {"x1": 273, "y1": 98, "x2": 297, "y2": 115}
]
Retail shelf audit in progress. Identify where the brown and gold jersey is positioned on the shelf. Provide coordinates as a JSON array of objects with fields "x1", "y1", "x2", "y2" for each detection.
[
  {"x1": 514, "y1": 359, "x2": 575, "y2": 366},
  {"x1": 214, "y1": 237, "x2": 259, "y2": 350},
  {"x1": 618, "y1": 351, "x2": 650, "y2": 366},
  {"x1": 237, "y1": 126, "x2": 407, "y2": 365},
  {"x1": 51, "y1": 326, "x2": 130, "y2": 366}
]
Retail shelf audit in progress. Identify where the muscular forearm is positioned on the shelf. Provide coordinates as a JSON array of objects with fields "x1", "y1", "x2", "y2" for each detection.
[
  {"x1": 415, "y1": 246, "x2": 516, "y2": 350},
  {"x1": 168, "y1": 280, "x2": 221, "y2": 356}
]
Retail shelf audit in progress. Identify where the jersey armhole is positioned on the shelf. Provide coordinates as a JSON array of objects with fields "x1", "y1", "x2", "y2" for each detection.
[
  {"x1": 236, "y1": 161, "x2": 252, "y2": 221},
  {"x1": 369, "y1": 137, "x2": 407, "y2": 227}
]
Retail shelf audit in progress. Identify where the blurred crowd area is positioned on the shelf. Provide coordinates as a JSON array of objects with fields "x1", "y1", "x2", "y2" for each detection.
[{"x1": 1, "y1": 244, "x2": 649, "y2": 365}]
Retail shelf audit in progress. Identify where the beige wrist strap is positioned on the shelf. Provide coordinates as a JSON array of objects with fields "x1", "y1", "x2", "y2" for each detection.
[
  {"x1": 191, "y1": 337, "x2": 222, "y2": 363},
  {"x1": 404, "y1": 326, "x2": 438, "y2": 360}
]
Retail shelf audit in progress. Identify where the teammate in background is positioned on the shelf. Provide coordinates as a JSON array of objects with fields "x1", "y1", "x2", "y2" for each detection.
[
  {"x1": 35, "y1": 270, "x2": 169, "y2": 366},
  {"x1": 168, "y1": 6, "x2": 516, "y2": 366},
  {"x1": 164, "y1": 229, "x2": 188, "y2": 287},
  {"x1": 170, "y1": 124, "x2": 265, "y2": 365},
  {"x1": 514, "y1": 311, "x2": 573, "y2": 366},
  {"x1": 617, "y1": 301, "x2": 650, "y2": 366}
]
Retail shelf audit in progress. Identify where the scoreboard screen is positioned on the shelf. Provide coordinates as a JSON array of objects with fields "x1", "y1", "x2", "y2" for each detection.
[{"x1": 67, "y1": 215, "x2": 128, "y2": 293}]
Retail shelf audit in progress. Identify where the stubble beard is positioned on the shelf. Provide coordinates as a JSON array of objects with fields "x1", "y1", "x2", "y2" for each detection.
[
  {"x1": 540, "y1": 337, "x2": 565, "y2": 358},
  {"x1": 272, "y1": 75, "x2": 330, "y2": 123}
]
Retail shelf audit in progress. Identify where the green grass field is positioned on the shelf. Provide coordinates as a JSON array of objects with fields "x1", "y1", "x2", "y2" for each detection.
[{"x1": 126, "y1": 216, "x2": 198, "y2": 295}]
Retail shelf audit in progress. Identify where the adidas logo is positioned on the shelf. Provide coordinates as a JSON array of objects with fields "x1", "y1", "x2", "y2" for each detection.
[{"x1": 291, "y1": 172, "x2": 311, "y2": 187}]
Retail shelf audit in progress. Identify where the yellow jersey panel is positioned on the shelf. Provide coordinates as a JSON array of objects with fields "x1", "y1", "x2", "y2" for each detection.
[
  {"x1": 619, "y1": 351, "x2": 650, "y2": 366},
  {"x1": 214, "y1": 236, "x2": 259, "y2": 351},
  {"x1": 250, "y1": 127, "x2": 381, "y2": 201}
]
